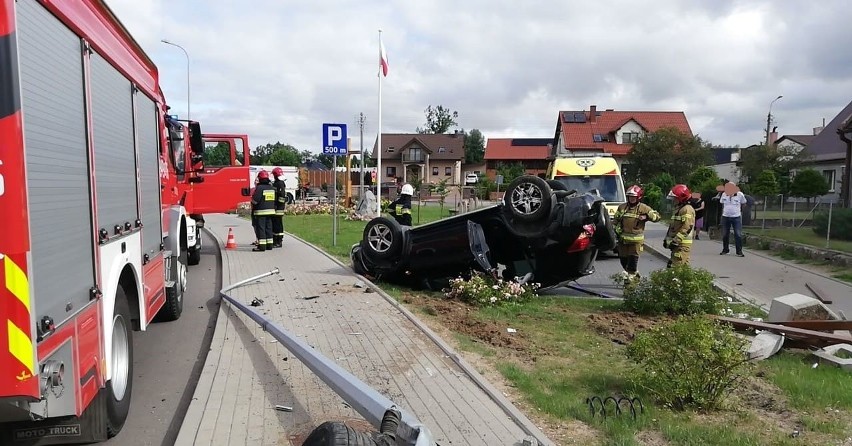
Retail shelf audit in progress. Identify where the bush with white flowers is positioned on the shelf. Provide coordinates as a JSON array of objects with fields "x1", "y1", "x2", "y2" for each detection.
[{"x1": 444, "y1": 271, "x2": 539, "y2": 307}]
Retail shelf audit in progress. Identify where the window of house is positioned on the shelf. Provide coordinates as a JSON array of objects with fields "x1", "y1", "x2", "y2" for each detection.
[
  {"x1": 438, "y1": 146, "x2": 446, "y2": 153},
  {"x1": 432, "y1": 167, "x2": 438, "y2": 175},
  {"x1": 386, "y1": 166, "x2": 396, "y2": 177},
  {"x1": 445, "y1": 167, "x2": 451, "y2": 176},
  {"x1": 823, "y1": 169, "x2": 836, "y2": 192},
  {"x1": 387, "y1": 146, "x2": 395, "y2": 153},
  {"x1": 622, "y1": 132, "x2": 640, "y2": 143},
  {"x1": 408, "y1": 148, "x2": 422, "y2": 161}
]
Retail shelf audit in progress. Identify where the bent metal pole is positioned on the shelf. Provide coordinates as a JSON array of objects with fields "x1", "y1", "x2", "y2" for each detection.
[{"x1": 220, "y1": 273, "x2": 435, "y2": 446}]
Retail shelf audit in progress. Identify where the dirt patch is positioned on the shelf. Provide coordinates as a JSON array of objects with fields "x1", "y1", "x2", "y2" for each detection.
[
  {"x1": 585, "y1": 311, "x2": 674, "y2": 345},
  {"x1": 402, "y1": 293, "x2": 532, "y2": 353},
  {"x1": 635, "y1": 430, "x2": 671, "y2": 446},
  {"x1": 731, "y1": 376, "x2": 798, "y2": 432}
]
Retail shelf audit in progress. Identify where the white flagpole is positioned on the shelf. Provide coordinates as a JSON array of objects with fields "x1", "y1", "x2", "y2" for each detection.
[{"x1": 376, "y1": 29, "x2": 383, "y2": 215}]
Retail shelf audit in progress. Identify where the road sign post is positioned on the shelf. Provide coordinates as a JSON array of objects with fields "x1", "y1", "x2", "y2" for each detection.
[{"x1": 323, "y1": 124, "x2": 348, "y2": 246}]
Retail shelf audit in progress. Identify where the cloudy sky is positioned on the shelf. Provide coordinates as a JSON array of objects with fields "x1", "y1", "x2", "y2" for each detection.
[{"x1": 105, "y1": 0, "x2": 852, "y2": 154}]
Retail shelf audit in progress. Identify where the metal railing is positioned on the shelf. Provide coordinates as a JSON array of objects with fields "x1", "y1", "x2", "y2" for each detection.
[{"x1": 220, "y1": 269, "x2": 436, "y2": 446}]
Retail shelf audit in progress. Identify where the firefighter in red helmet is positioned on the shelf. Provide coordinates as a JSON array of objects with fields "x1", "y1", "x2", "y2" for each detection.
[
  {"x1": 271, "y1": 167, "x2": 287, "y2": 248},
  {"x1": 613, "y1": 185, "x2": 660, "y2": 281},
  {"x1": 251, "y1": 170, "x2": 276, "y2": 252},
  {"x1": 664, "y1": 184, "x2": 696, "y2": 267}
]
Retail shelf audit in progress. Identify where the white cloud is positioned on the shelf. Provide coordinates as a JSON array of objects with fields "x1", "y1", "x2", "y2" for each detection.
[{"x1": 104, "y1": 0, "x2": 852, "y2": 153}]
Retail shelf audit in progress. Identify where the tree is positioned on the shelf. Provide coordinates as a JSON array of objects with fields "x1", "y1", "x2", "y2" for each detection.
[
  {"x1": 496, "y1": 162, "x2": 526, "y2": 183},
  {"x1": 463, "y1": 129, "x2": 485, "y2": 164},
  {"x1": 252, "y1": 142, "x2": 300, "y2": 165},
  {"x1": 623, "y1": 127, "x2": 714, "y2": 184},
  {"x1": 416, "y1": 105, "x2": 458, "y2": 134},
  {"x1": 687, "y1": 166, "x2": 721, "y2": 198},
  {"x1": 750, "y1": 169, "x2": 780, "y2": 198},
  {"x1": 789, "y1": 168, "x2": 829, "y2": 206},
  {"x1": 738, "y1": 144, "x2": 812, "y2": 195},
  {"x1": 203, "y1": 142, "x2": 231, "y2": 166}
]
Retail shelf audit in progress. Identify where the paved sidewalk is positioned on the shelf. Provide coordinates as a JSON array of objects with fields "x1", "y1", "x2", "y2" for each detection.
[
  {"x1": 642, "y1": 222, "x2": 852, "y2": 316},
  {"x1": 176, "y1": 214, "x2": 550, "y2": 446}
]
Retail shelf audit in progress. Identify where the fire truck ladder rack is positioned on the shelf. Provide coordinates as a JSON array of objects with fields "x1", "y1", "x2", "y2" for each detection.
[{"x1": 220, "y1": 269, "x2": 436, "y2": 446}]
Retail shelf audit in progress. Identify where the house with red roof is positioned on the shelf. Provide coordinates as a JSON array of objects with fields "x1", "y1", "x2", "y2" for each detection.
[
  {"x1": 551, "y1": 105, "x2": 693, "y2": 174},
  {"x1": 483, "y1": 138, "x2": 552, "y2": 179}
]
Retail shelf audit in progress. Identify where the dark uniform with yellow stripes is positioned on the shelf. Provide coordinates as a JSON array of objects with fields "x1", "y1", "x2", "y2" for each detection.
[
  {"x1": 272, "y1": 175, "x2": 287, "y2": 247},
  {"x1": 251, "y1": 176, "x2": 276, "y2": 251},
  {"x1": 388, "y1": 192, "x2": 412, "y2": 226}
]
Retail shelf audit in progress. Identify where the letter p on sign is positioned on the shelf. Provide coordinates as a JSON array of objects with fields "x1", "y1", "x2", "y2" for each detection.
[{"x1": 322, "y1": 123, "x2": 348, "y2": 155}]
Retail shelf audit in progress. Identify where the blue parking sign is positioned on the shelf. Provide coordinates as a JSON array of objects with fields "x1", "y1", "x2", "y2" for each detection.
[{"x1": 322, "y1": 123, "x2": 348, "y2": 155}]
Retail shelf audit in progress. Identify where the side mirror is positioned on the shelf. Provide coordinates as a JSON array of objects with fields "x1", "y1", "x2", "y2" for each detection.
[{"x1": 241, "y1": 187, "x2": 251, "y2": 196}]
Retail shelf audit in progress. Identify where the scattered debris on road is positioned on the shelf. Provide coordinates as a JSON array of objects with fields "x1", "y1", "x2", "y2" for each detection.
[
  {"x1": 250, "y1": 298, "x2": 264, "y2": 307},
  {"x1": 303, "y1": 295, "x2": 319, "y2": 300},
  {"x1": 274, "y1": 405, "x2": 293, "y2": 412}
]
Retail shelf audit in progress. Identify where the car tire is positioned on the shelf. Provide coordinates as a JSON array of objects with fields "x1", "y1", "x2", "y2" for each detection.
[
  {"x1": 158, "y1": 248, "x2": 186, "y2": 322},
  {"x1": 301, "y1": 421, "x2": 378, "y2": 446},
  {"x1": 362, "y1": 217, "x2": 404, "y2": 260},
  {"x1": 504, "y1": 176, "x2": 552, "y2": 223},
  {"x1": 187, "y1": 246, "x2": 201, "y2": 266},
  {"x1": 350, "y1": 246, "x2": 370, "y2": 276},
  {"x1": 593, "y1": 202, "x2": 618, "y2": 251},
  {"x1": 106, "y1": 288, "x2": 133, "y2": 437}
]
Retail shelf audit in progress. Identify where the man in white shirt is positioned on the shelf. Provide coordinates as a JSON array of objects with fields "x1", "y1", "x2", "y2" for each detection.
[{"x1": 714, "y1": 182, "x2": 746, "y2": 257}]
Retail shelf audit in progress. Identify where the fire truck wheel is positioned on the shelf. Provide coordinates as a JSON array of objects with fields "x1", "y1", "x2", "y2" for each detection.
[
  {"x1": 107, "y1": 289, "x2": 133, "y2": 437},
  {"x1": 158, "y1": 250, "x2": 186, "y2": 322},
  {"x1": 301, "y1": 421, "x2": 378, "y2": 446}
]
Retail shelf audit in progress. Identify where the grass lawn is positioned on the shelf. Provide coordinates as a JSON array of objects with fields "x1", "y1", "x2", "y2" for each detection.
[
  {"x1": 745, "y1": 227, "x2": 852, "y2": 254},
  {"x1": 283, "y1": 202, "x2": 453, "y2": 261},
  {"x1": 285, "y1": 213, "x2": 852, "y2": 445}
]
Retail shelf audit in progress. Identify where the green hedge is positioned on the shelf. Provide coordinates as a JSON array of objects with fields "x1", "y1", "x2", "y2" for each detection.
[{"x1": 813, "y1": 208, "x2": 852, "y2": 241}]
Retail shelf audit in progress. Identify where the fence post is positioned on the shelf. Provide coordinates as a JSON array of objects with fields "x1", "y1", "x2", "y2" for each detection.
[
  {"x1": 826, "y1": 201, "x2": 833, "y2": 249},
  {"x1": 792, "y1": 201, "x2": 796, "y2": 227},
  {"x1": 762, "y1": 196, "x2": 767, "y2": 230},
  {"x1": 779, "y1": 194, "x2": 784, "y2": 227}
]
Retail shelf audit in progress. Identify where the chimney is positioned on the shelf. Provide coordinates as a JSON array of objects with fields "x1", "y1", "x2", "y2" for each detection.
[
  {"x1": 769, "y1": 130, "x2": 778, "y2": 146},
  {"x1": 589, "y1": 105, "x2": 597, "y2": 123},
  {"x1": 813, "y1": 126, "x2": 823, "y2": 135}
]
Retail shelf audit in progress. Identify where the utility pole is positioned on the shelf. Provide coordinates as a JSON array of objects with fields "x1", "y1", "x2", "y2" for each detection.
[
  {"x1": 765, "y1": 95, "x2": 783, "y2": 148},
  {"x1": 359, "y1": 113, "x2": 366, "y2": 199}
]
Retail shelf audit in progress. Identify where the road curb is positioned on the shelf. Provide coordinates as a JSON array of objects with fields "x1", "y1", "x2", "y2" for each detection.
[
  {"x1": 287, "y1": 233, "x2": 554, "y2": 446},
  {"x1": 174, "y1": 227, "x2": 230, "y2": 445}
]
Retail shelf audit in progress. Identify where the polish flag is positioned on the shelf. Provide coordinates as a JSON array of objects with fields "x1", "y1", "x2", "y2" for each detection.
[{"x1": 379, "y1": 39, "x2": 389, "y2": 77}]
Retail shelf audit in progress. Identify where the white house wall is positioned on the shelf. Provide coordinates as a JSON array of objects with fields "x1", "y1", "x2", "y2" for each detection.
[{"x1": 616, "y1": 121, "x2": 645, "y2": 144}]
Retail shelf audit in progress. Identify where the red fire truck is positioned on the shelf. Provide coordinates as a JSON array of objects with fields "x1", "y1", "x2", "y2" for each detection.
[{"x1": 0, "y1": 0, "x2": 202, "y2": 442}]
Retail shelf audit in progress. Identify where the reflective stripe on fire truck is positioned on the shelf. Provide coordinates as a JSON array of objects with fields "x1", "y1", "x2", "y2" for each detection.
[{"x1": 4, "y1": 255, "x2": 34, "y2": 379}]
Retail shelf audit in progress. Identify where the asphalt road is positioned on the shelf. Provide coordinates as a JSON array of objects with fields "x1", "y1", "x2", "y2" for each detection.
[
  {"x1": 104, "y1": 232, "x2": 221, "y2": 446},
  {"x1": 546, "y1": 247, "x2": 670, "y2": 299}
]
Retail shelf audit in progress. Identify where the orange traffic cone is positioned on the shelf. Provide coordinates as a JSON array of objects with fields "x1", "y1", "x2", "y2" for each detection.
[{"x1": 225, "y1": 228, "x2": 237, "y2": 250}]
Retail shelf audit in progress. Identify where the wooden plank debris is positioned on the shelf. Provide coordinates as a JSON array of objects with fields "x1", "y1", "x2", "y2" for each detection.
[
  {"x1": 715, "y1": 316, "x2": 852, "y2": 348},
  {"x1": 805, "y1": 282, "x2": 833, "y2": 304},
  {"x1": 775, "y1": 320, "x2": 852, "y2": 331}
]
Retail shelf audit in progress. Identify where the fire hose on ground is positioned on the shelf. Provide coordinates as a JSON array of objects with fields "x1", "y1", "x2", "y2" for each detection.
[{"x1": 220, "y1": 268, "x2": 436, "y2": 446}]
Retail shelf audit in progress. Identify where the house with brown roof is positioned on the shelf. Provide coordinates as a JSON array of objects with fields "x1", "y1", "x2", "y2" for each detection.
[
  {"x1": 372, "y1": 132, "x2": 466, "y2": 185},
  {"x1": 797, "y1": 99, "x2": 852, "y2": 205},
  {"x1": 551, "y1": 105, "x2": 693, "y2": 176},
  {"x1": 483, "y1": 138, "x2": 552, "y2": 179}
]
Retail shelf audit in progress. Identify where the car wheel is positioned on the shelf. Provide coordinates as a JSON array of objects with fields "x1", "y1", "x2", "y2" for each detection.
[
  {"x1": 362, "y1": 217, "x2": 403, "y2": 260},
  {"x1": 350, "y1": 246, "x2": 370, "y2": 276},
  {"x1": 593, "y1": 202, "x2": 617, "y2": 251},
  {"x1": 504, "y1": 176, "x2": 552, "y2": 222}
]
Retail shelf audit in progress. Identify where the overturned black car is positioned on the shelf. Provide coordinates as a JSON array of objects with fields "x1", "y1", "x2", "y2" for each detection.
[{"x1": 351, "y1": 176, "x2": 616, "y2": 290}]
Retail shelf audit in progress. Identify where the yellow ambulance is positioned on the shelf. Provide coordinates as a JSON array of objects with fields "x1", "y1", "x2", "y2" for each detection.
[{"x1": 547, "y1": 155, "x2": 626, "y2": 217}]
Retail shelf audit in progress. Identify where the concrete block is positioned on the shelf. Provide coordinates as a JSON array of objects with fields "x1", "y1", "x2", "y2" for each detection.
[
  {"x1": 813, "y1": 344, "x2": 852, "y2": 371},
  {"x1": 767, "y1": 293, "x2": 839, "y2": 323}
]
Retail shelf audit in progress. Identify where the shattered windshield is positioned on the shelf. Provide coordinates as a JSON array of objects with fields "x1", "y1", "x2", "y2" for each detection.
[{"x1": 555, "y1": 175, "x2": 625, "y2": 202}]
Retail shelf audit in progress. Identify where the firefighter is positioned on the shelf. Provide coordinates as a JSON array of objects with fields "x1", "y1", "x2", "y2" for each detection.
[
  {"x1": 251, "y1": 170, "x2": 276, "y2": 252},
  {"x1": 271, "y1": 167, "x2": 287, "y2": 248},
  {"x1": 388, "y1": 183, "x2": 413, "y2": 226},
  {"x1": 614, "y1": 185, "x2": 661, "y2": 281},
  {"x1": 664, "y1": 184, "x2": 696, "y2": 267}
]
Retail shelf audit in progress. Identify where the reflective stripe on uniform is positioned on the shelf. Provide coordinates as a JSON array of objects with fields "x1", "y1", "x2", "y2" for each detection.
[
  {"x1": 263, "y1": 190, "x2": 275, "y2": 201},
  {"x1": 621, "y1": 234, "x2": 644, "y2": 242},
  {"x1": 253, "y1": 209, "x2": 276, "y2": 216},
  {"x1": 275, "y1": 210, "x2": 285, "y2": 215}
]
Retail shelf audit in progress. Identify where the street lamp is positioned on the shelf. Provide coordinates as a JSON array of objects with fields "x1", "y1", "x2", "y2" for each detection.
[
  {"x1": 160, "y1": 39, "x2": 190, "y2": 120},
  {"x1": 764, "y1": 95, "x2": 782, "y2": 147}
]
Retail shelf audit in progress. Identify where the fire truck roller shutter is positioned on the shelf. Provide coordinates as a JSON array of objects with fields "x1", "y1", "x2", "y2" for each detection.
[
  {"x1": 135, "y1": 93, "x2": 162, "y2": 258},
  {"x1": 18, "y1": 0, "x2": 95, "y2": 327}
]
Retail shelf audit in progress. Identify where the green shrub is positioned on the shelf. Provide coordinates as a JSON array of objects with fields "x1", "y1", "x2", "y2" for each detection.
[
  {"x1": 444, "y1": 271, "x2": 538, "y2": 307},
  {"x1": 642, "y1": 183, "x2": 664, "y2": 212},
  {"x1": 813, "y1": 208, "x2": 852, "y2": 241},
  {"x1": 621, "y1": 265, "x2": 720, "y2": 315},
  {"x1": 627, "y1": 315, "x2": 752, "y2": 410}
]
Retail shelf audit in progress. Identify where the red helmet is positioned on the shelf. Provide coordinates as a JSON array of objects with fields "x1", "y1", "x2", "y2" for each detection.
[
  {"x1": 670, "y1": 184, "x2": 691, "y2": 203},
  {"x1": 272, "y1": 167, "x2": 284, "y2": 177},
  {"x1": 626, "y1": 185, "x2": 643, "y2": 199},
  {"x1": 257, "y1": 170, "x2": 270, "y2": 180}
]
